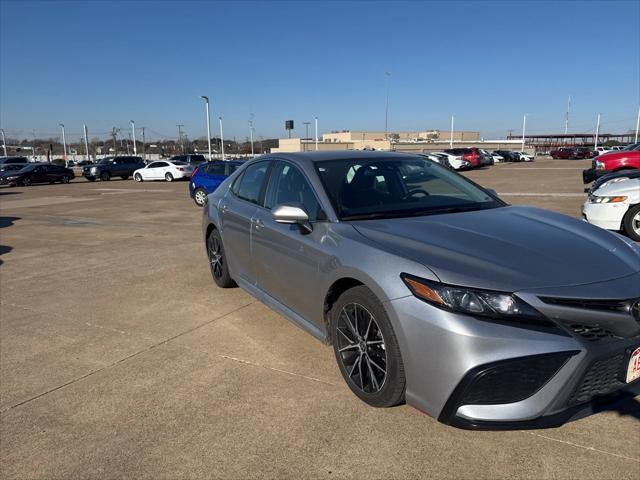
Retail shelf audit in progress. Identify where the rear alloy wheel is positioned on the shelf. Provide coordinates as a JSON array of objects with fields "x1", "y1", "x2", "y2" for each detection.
[
  {"x1": 61, "y1": 176, "x2": 70, "y2": 184},
  {"x1": 165, "y1": 172, "x2": 174, "y2": 182},
  {"x1": 331, "y1": 286, "x2": 405, "y2": 407},
  {"x1": 100, "y1": 171, "x2": 110, "y2": 181},
  {"x1": 134, "y1": 173, "x2": 143, "y2": 182},
  {"x1": 21, "y1": 177, "x2": 31, "y2": 186},
  {"x1": 207, "y1": 229, "x2": 235, "y2": 288},
  {"x1": 194, "y1": 188, "x2": 207, "y2": 207},
  {"x1": 623, "y1": 204, "x2": 640, "y2": 242}
]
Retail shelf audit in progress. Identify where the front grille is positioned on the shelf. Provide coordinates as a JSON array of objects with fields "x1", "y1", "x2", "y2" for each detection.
[
  {"x1": 569, "y1": 324, "x2": 621, "y2": 342},
  {"x1": 539, "y1": 296, "x2": 634, "y2": 314},
  {"x1": 569, "y1": 354, "x2": 626, "y2": 405}
]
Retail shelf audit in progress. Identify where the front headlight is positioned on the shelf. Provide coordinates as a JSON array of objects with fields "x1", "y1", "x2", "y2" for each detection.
[
  {"x1": 595, "y1": 161, "x2": 604, "y2": 170},
  {"x1": 5, "y1": 176, "x2": 18, "y2": 181},
  {"x1": 401, "y1": 274, "x2": 552, "y2": 326},
  {"x1": 589, "y1": 195, "x2": 628, "y2": 204}
]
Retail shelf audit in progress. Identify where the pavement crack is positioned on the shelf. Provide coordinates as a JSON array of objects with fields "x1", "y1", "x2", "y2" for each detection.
[
  {"x1": 523, "y1": 431, "x2": 640, "y2": 463},
  {"x1": 0, "y1": 301, "x2": 255, "y2": 414}
]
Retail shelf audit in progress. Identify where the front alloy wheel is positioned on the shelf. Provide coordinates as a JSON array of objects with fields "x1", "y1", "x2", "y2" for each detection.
[{"x1": 331, "y1": 286, "x2": 405, "y2": 407}]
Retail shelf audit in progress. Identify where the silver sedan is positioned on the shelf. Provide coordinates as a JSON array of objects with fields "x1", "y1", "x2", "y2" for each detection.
[{"x1": 202, "y1": 151, "x2": 640, "y2": 429}]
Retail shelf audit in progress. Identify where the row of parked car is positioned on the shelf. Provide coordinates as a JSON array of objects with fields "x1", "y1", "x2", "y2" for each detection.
[
  {"x1": 581, "y1": 143, "x2": 640, "y2": 241},
  {"x1": 419, "y1": 148, "x2": 533, "y2": 170}
]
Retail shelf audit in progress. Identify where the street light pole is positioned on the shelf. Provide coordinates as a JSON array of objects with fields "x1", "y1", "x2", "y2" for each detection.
[
  {"x1": 219, "y1": 117, "x2": 225, "y2": 160},
  {"x1": 177, "y1": 124, "x2": 184, "y2": 154},
  {"x1": 83, "y1": 124, "x2": 90, "y2": 161},
  {"x1": 635, "y1": 106, "x2": 640, "y2": 144},
  {"x1": 249, "y1": 120, "x2": 254, "y2": 157},
  {"x1": 0, "y1": 129, "x2": 6, "y2": 156},
  {"x1": 449, "y1": 115, "x2": 454, "y2": 148},
  {"x1": 521, "y1": 114, "x2": 527, "y2": 152},
  {"x1": 141, "y1": 127, "x2": 146, "y2": 161},
  {"x1": 594, "y1": 114, "x2": 601, "y2": 150},
  {"x1": 384, "y1": 71, "x2": 391, "y2": 140},
  {"x1": 130, "y1": 120, "x2": 137, "y2": 155},
  {"x1": 315, "y1": 116, "x2": 318, "y2": 151},
  {"x1": 564, "y1": 95, "x2": 571, "y2": 136},
  {"x1": 59, "y1": 123, "x2": 67, "y2": 166},
  {"x1": 201, "y1": 96, "x2": 212, "y2": 161}
]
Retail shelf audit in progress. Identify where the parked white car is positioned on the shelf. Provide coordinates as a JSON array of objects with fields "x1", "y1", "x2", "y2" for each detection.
[
  {"x1": 582, "y1": 177, "x2": 640, "y2": 241},
  {"x1": 515, "y1": 152, "x2": 534, "y2": 162},
  {"x1": 595, "y1": 146, "x2": 615, "y2": 156},
  {"x1": 430, "y1": 151, "x2": 470, "y2": 170},
  {"x1": 133, "y1": 160, "x2": 193, "y2": 182}
]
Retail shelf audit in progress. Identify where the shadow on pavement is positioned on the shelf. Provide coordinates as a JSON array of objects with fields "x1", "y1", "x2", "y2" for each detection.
[{"x1": 0, "y1": 216, "x2": 20, "y2": 266}]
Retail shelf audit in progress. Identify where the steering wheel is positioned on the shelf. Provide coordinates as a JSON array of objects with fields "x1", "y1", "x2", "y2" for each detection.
[{"x1": 403, "y1": 189, "x2": 430, "y2": 200}]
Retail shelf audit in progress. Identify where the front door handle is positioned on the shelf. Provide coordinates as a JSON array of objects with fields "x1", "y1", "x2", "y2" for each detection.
[
  {"x1": 254, "y1": 218, "x2": 265, "y2": 230},
  {"x1": 220, "y1": 204, "x2": 228, "y2": 213}
]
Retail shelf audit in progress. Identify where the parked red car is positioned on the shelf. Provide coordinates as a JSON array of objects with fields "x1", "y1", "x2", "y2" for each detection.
[
  {"x1": 444, "y1": 148, "x2": 485, "y2": 167},
  {"x1": 582, "y1": 144, "x2": 640, "y2": 183},
  {"x1": 550, "y1": 147, "x2": 594, "y2": 159}
]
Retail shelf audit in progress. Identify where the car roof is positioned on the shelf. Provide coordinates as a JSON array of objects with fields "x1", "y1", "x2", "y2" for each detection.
[{"x1": 268, "y1": 151, "x2": 434, "y2": 165}]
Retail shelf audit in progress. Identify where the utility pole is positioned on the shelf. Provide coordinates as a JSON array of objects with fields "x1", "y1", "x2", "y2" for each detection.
[
  {"x1": 141, "y1": 127, "x2": 146, "y2": 161},
  {"x1": 564, "y1": 95, "x2": 571, "y2": 136},
  {"x1": 449, "y1": 115, "x2": 454, "y2": 148},
  {"x1": 130, "y1": 120, "x2": 137, "y2": 155},
  {"x1": 201, "y1": 96, "x2": 213, "y2": 161},
  {"x1": 384, "y1": 71, "x2": 391, "y2": 140},
  {"x1": 249, "y1": 119, "x2": 255, "y2": 157},
  {"x1": 315, "y1": 116, "x2": 318, "y2": 151},
  {"x1": 59, "y1": 123, "x2": 67, "y2": 166},
  {"x1": 635, "y1": 106, "x2": 640, "y2": 144},
  {"x1": 177, "y1": 124, "x2": 184, "y2": 154},
  {"x1": 219, "y1": 117, "x2": 225, "y2": 160},
  {"x1": 594, "y1": 114, "x2": 601, "y2": 150},
  {"x1": 521, "y1": 114, "x2": 527, "y2": 152},
  {"x1": 0, "y1": 129, "x2": 7, "y2": 156},
  {"x1": 126, "y1": 133, "x2": 131, "y2": 155},
  {"x1": 111, "y1": 127, "x2": 118, "y2": 155},
  {"x1": 83, "y1": 124, "x2": 90, "y2": 161},
  {"x1": 303, "y1": 121, "x2": 311, "y2": 141}
]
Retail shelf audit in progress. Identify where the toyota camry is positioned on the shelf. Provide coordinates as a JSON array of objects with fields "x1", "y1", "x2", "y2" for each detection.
[{"x1": 201, "y1": 151, "x2": 640, "y2": 429}]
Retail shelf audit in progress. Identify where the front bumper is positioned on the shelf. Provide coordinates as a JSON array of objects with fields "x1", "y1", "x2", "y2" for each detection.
[
  {"x1": 582, "y1": 201, "x2": 628, "y2": 231},
  {"x1": 386, "y1": 273, "x2": 640, "y2": 429}
]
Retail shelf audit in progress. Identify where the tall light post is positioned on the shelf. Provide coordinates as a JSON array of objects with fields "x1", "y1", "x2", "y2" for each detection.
[
  {"x1": 176, "y1": 124, "x2": 184, "y2": 154},
  {"x1": 0, "y1": 128, "x2": 6, "y2": 156},
  {"x1": 594, "y1": 113, "x2": 601, "y2": 150},
  {"x1": 303, "y1": 121, "x2": 311, "y2": 141},
  {"x1": 384, "y1": 71, "x2": 391, "y2": 140},
  {"x1": 59, "y1": 123, "x2": 67, "y2": 166},
  {"x1": 83, "y1": 124, "x2": 90, "y2": 161},
  {"x1": 315, "y1": 116, "x2": 318, "y2": 151},
  {"x1": 130, "y1": 120, "x2": 137, "y2": 155},
  {"x1": 249, "y1": 118, "x2": 255, "y2": 157},
  {"x1": 201, "y1": 96, "x2": 212, "y2": 161},
  {"x1": 635, "y1": 106, "x2": 640, "y2": 144},
  {"x1": 521, "y1": 114, "x2": 527, "y2": 152},
  {"x1": 219, "y1": 116, "x2": 225, "y2": 160},
  {"x1": 449, "y1": 115, "x2": 454, "y2": 148},
  {"x1": 141, "y1": 127, "x2": 146, "y2": 161},
  {"x1": 564, "y1": 95, "x2": 571, "y2": 136}
]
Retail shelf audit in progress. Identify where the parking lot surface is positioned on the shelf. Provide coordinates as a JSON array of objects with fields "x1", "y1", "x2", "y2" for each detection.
[{"x1": 1, "y1": 158, "x2": 639, "y2": 479}]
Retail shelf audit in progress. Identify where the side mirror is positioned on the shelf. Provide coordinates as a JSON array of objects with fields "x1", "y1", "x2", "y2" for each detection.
[
  {"x1": 486, "y1": 188, "x2": 498, "y2": 197},
  {"x1": 272, "y1": 203, "x2": 313, "y2": 234}
]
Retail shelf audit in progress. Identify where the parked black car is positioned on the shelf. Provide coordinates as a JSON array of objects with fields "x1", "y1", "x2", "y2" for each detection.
[
  {"x1": 0, "y1": 156, "x2": 29, "y2": 166},
  {"x1": 0, "y1": 163, "x2": 75, "y2": 186},
  {"x1": 584, "y1": 169, "x2": 640, "y2": 193},
  {"x1": 493, "y1": 150, "x2": 520, "y2": 162},
  {"x1": 82, "y1": 156, "x2": 145, "y2": 181},
  {"x1": 168, "y1": 154, "x2": 207, "y2": 167},
  {"x1": 0, "y1": 163, "x2": 26, "y2": 173}
]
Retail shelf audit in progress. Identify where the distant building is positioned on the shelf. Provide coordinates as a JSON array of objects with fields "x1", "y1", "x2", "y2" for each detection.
[{"x1": 322, "y1": 130, "x2": 480, "y2": 143}]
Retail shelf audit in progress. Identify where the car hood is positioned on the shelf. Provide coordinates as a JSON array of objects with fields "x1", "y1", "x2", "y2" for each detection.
[
  {"x1": 351, "y1": 205, "x2": 640, "y2": 292},
  {"x1": 594, "y1": 178, "x2": 640, "y2": 200}
]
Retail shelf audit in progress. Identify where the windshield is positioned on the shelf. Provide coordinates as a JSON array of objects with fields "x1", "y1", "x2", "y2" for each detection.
[
  {"x1": 315, "y1": 157, "x2": 504, "y2": 220},
  {"x1": 16, "y1": 164, "x2": 37, "y2": 172}
]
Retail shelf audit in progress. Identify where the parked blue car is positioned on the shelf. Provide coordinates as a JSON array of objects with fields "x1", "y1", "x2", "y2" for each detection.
[{"x1": 189, "y1": 160, "x2": 244, "y2": 206}]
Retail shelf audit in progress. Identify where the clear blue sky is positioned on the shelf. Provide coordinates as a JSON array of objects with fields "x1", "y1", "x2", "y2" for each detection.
[{"x1": 1, "y1": 0, "x2": 638, "y2": 143}]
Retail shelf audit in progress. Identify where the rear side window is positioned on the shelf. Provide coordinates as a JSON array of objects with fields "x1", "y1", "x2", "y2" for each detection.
[
  {"x1": 206, "y1": 163, "x2": 226, "y2": 175},
  {"x1": 235, "y1": 162, "x2": 269, "y2": 204}
]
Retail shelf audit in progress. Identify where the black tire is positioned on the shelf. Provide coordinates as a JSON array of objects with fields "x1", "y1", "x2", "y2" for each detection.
[
  {"x1": 330, "y1": 285, "x2": 405, "y2": 408},
  {"x1": 193, "y1": 188, "x2": 207, "y2": 207},
  {"x1": 165, "y1": 172, "x2": 174, "y2": 182},
  {"x1": 100, "y1": 171, "x2": 110, "y2": 181},
  {"x1": 207, "y1": 229, "x2": 236, "y2": 288},
  {"x1": 61, "y1": 176, "x2": 70, "y2": 184},
  {"x1": 121, "y1": 175, "x2": 129, "y2": 180},
  {"x1": 86, "y1": 177, "x2": 96, "y2": 182},
  {"x1": 622, "y1": 204, "x2": 640, "y2": 242},
  {"x1": 134, "y1": 173, "x2": 143, "y2": 182}
]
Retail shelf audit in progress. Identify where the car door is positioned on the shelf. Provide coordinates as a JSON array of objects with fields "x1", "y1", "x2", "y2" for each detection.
[
  {"x1": 252, "y1": 160, "x2": 330, "y2": 325},
  {"x1": 143, "y1": 162, "x2": 159, "y2": 180},
  {"x1": 203, "y1": 162, "x2": 227, "y2": 192},
  {"x1": 31, "y1": 165, "x2": 48, "y2": 183},
  {"x1": 219, "y1": 160, "x2": 271, "y2": 285}
]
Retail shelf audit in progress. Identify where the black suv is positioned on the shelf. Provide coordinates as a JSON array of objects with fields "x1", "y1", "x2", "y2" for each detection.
[
  {"x1": 82, "y1": 156, "x2": 145, "y2": 181},
  {"x1": 0, "y1": 156, "x2": 29, "y2": 166},
  {"x1": 169, "y1": 154, "x2": 207, "y2": 167}
]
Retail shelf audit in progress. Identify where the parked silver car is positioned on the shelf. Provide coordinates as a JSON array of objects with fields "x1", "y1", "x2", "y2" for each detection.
[{"x1": 202, "y1": 151, "x2": 640, "y2": 429}]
